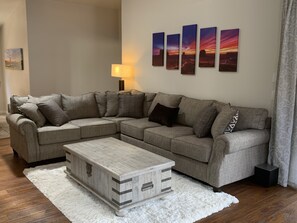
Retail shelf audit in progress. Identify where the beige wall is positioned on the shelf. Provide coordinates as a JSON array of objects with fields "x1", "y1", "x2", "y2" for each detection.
[
  {"x1": 122, "y1": 0, "x2": 282, "y2": 113},
  {"x1": 0, "y1": 26, "x2": 5, "y2": 113},
  {"x1": 1, "y1": 0, "x2": 30, "y2": 112},
  {"x1": 26, "y1": 0, "x2": 121, "y2": 96}
]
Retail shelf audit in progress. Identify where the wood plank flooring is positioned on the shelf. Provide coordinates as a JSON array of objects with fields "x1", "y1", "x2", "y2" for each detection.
[{"x1": 0, "y1": 138, "x2": 297, "y2": 223}]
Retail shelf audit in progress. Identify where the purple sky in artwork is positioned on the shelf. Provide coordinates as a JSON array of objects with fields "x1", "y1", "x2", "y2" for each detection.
[{"x1": 153, "y1": 32, "x2": 164, "y2": 55}]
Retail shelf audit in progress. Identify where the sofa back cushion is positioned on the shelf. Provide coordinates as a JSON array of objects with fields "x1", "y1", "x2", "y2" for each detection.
[
  {"x1": 105, "y1": 91, "x2": 119, "y2": 117},
  {"x1": 62, "y1": 93, "x2": 99, "y2": 120},
  {"x1": 233, "y1": 106, "x2": 268, "y2": 131},
  {"x1": 10, "y1": 95, "x2": 29, "y2": 114},
  {"x1": 177, "y1": 97, "x2": 214, "y2": 127},
  {"x1": 118, "y1": 94, "x2": 144, "y2": 118},
  {"x1": 95, "y1": 92, "x2": 106, "y2": 117},
  {"x1": 28, "y1": 94, "x2": 62, "y2": 108},
  {"x1": 131, "y1": 89, "x2": 156, "y2": 117},
  {"x1": 148, "y1": 92, "x2": 182, "y2": 115}
]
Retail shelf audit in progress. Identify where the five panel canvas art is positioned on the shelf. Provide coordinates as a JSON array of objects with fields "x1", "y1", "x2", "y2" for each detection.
[{"x1": 152, "y1": 25, "x2": 239, "y2": 74}]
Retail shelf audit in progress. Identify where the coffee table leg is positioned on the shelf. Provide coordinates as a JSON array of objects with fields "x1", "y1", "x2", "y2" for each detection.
[{"x1": 115, "y1": 209, "x2": 127, "y2": 217}]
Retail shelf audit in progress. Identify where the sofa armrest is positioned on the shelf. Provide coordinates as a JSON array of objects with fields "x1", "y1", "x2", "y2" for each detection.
[
  {"x1": 214, "y1": 129, "x2": 270, "y2": 154},
  {"x1": 6, "y1": 113, "x2": 37, "y2": 135}
]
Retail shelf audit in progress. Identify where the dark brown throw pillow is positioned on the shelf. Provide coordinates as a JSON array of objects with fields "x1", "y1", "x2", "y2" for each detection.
[
  {"x1": 37, "y1": 100, "x2": 69, "y2": 126},
  {"x1": 118, "y1": 94, "x2": 145, "y2": 118},
  {"x1": 193, "y1": 106, "x2": 218, "y2": 138},
  {"x1": 148, "y1": 103, "x2": 179, "y2": 127}
]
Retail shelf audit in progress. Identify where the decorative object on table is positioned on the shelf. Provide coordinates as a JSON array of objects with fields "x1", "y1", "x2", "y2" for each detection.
[
  {"x1": 181, "y1": 24, "x2": 197, "y2": 75},
  {"x1": 152, "y1": 32, "x2": 165, "y2": 66},
  {"x1": 111, "y1": 64, "x2": 132, "y2": 91},
  {"x1": 24, "y1": 162, "x2": 238, "y2": 223},
  {"x1": 4, "y1": 48, "x2": 24, "y2": 70},
  {"x1": 255, "y1": 164, "x2": 279, "y2": 187},
  {"x1": 219, "y1": 29, "x2": 240, "y2": 72},
  {"x1": 199, "y1": 27, "x2": 217, "y2": 67},
  {"x1": 166, "y1": 34, "x2": 180, "y2": 70}
]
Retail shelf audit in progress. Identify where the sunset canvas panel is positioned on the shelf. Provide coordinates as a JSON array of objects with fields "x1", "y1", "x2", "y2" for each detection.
[
  {"x1": 166, "y1": 34, "x2": 180, "y2": 70},
  {"x1": 181, "y1": 24, "x2": 197, "y2": 74},
  {"x1": 152, "y1": 32, "x2": 165, "y2": 66},
  {"x1": 5, "y1": 48, "x2": 24, "y2": 70},
  {"x1": 199, "y1": 27, "x2": 217, "y2": 67},
  {"x1": 219, "y1": 29, "x2": 239, "y2": 72}
]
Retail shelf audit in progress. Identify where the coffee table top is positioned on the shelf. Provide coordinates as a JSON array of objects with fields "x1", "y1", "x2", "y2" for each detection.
[{"x1": 63, "y1": 137, "x2": 175, "y2": 179}]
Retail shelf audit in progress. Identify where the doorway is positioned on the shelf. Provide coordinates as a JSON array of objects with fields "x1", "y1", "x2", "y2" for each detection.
[{"x1": 0, "y1": 26, "x2": 7, "y2": 114}]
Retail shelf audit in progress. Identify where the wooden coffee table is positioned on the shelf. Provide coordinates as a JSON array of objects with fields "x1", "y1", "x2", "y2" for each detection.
[{"x1": 63, "y1": 137, "x2": 175, "y2": 216}]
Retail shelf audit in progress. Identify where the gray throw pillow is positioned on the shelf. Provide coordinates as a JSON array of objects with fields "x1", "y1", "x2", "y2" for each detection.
[
  {"x1": 10, "y1": 95, "x2": 29, "y2": 114},
  {"x1": 18, "y1": 103, "x2": 46, "y2": 127},
  {"x1": 105, "y1": 91, "x2": 119, "y2": 117},
  {"x1": 211, "y1": 105, "x2": 238, "y2": 138},
  {"x1": 131, "y1": 89, "x2": 156, "y2": 117},
  {"x1": 62, "y1": 93, "x2": 99, "y2": 120},
  {"x1": 95, "y1": 92, "x2": 106, "y2": 117},
  {"x1": 118, "y1": 94, "x2": 145, "y2": 118},
  {"x1": 28, "y1": 94, "x2": 62, "y2": 107},
  {"x1": 37, "y1": 100, "x2": 69, "y2": 126},
  {"x1": 193, "y1": 106, "x2": 218, "y2": 138},
  {"x1": 148, "y1": 92, "x2": 182, "y2": 115}
]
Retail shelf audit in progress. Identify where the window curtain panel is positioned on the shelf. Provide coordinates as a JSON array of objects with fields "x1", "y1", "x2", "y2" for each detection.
[{"x1": 269, "y1": 0, "x2": 297, "y2": 187}]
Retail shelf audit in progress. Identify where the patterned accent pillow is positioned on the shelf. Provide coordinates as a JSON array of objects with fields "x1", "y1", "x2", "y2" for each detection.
[{"x1": 224, "y1": 110, "x2": 239, "y2": 134}]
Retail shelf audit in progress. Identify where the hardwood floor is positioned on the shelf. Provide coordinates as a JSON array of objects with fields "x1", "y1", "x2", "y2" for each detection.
[{"x1": 0, "y1": 137, "x2": 296, "y2": 223}]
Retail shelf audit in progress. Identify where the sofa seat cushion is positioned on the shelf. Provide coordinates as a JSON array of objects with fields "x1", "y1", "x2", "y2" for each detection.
[
  {"x1": 37, "y1": 123, "x2": 80, "y2": 145},
  {"x1": 121, "y1": 118, "x2": 161, "y2": 140},
  {"x1": 171, "y1": 135, "x2": 213, "y2": 163},
  {"x1": 144, "y1": 125, "x2": 193, "y2": 151},
  {"x1": 70, "y1": 118, "x2": 116, "y2": 138},
  {"x1": 102, "y1": 117, "x2": 135, "y2": 132}
]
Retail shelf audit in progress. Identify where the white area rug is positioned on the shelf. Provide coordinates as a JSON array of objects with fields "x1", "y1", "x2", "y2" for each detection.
[
  {"x1": 0, "y1": 115, "x2": 9, "y2": 139},
  {"x1": 24, "y1": 162, "x2": 238, "y2": 223}
]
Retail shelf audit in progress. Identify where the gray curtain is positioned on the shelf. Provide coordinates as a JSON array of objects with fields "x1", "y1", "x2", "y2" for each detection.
[{"x1": 269, "y1": 0, "x2": 297, "y2": 187}]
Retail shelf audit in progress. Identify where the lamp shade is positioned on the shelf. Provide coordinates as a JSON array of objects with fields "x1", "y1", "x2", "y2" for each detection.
[{"x1": 111, "y1": 64, "x2": 132, "y2": 78}]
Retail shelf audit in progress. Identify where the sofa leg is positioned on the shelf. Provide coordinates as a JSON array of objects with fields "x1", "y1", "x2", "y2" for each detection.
[
  {"x1": 213, "y1": 187, "x2": 222, "y2": 192},
  {"x1": 12, "y1": 149, "x2": 18, "y2": 157}
]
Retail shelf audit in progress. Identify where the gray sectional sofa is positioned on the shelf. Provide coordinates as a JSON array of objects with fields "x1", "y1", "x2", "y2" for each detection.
[{"x1": 6, "y1": 90, "x2": 270, "y2": 189}]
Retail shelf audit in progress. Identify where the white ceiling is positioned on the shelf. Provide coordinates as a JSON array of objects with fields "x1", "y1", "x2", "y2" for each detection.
[{"x1": 0, "y1": 0, "x2": 121, "y2": 25}]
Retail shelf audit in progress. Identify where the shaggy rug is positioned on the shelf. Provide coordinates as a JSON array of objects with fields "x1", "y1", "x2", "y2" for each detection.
[{"x1": 23, "y1": 162, "x2": 238, "y2": 223}]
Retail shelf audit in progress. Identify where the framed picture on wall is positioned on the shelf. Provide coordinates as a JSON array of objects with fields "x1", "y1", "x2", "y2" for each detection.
[
  {"x1": 166, "y1": 34, "x2": 180, "y2": 70},
  {"x1": 199, "y1": 27, "x2": 217, "y2": 67},
  {"x1": 181, "y1": 24, "x2": 197, "y2": 75},
  {"x1": 219, "y1": 29, "x2": 240, "y2": 72},
  {"x1": 152, "y1": 32, "x2": 165, "y2": 66},
  {"x1": 4, "y1": 48, "x2": 24, "y2": 70}
]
